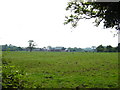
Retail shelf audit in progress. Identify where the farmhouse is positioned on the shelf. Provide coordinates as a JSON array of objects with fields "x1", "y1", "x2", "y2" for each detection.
[
  {"x1": 32, "y1": 48, "x2": 41, "y2": 51},
  {"x1": 47, "y1": 46, "x2": 65, "y2": 52}
]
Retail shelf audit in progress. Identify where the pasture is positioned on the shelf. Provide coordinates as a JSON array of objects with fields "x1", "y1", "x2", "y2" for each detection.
[{"x1": 2, "y1": 51, "x2": 118, "y2": 88}]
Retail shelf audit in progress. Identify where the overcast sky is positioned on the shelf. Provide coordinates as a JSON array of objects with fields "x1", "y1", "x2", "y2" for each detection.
[{"x1": 0, "y1": 0, "x2": 118, "y2": 48}]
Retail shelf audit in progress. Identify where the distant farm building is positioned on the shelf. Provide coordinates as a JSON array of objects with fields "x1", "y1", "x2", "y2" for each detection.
[{"x1": 47, "y1": 46, "x2": 66, "y2": 52}]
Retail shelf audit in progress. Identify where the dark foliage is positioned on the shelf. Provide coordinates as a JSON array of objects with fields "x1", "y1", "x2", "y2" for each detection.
[
  {"x1": 96, "y1": 44, "x2": 119, "y2": 52},
  {"x1": 28, "y1": 40, "x2": 36, "y2": 52},
  {"x1": 2, "y1": 58, "x2": 27, "y2": 88},
  {"x1": 1, "y1": 44, "x2": 24, "y2": 51},
  {"x1": 65, "y1": 1, "x2": 120, "y2": 30}
]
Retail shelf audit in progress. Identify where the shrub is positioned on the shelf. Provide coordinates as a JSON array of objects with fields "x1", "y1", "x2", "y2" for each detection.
[{"x1": 2, "y1": 58, "x2": 31, "y2": 88}]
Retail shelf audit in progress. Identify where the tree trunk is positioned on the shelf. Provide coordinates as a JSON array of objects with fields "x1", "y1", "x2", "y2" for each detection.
[{"x1": 118, "y1": 27, "x2": 120, "y2": 52}]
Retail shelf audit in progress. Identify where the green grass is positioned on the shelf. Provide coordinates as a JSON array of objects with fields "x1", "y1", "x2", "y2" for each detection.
[{"x1": 2, "y1": 51, "x2": 118, "y2": 88}]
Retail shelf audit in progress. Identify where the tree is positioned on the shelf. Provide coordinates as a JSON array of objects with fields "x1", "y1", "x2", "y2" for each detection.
[
  {"x1": 2, "y1": 44, "x2": 8, "y2": 51},
  {"x1": 118, "y1": 43, "x2": 120, "y2": 52},
  {"x1": 96, "y1": 45, "x2": 105, "y2": 52},
  {"x1": 64, "y1": 0, "x2": 120, "y2": 30},
  {"x1": 17, "y1": 47, "x2": 23, "y2": 51},
  {"x1": 28, "y1": 40, "x2": 36, "y2": 52},
  {"x1": 112, "y1": 46, "x2": 118, "y2": 52},
  {"x1": 105, "y1": 45, "x2": 113, "y2": 52},
  {"x1": 92, "y1": 46, "x2": 96, "y2": 52}
]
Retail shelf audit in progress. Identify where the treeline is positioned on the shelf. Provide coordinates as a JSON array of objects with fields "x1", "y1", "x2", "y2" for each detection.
[
  {"x1": 1, "y1": 44, "x2": 24, "y2": 51},
  {"x1": 1, "y1": 44, "x2": 120, "y2": 52},
  {"x1": 96, "y1": 44, "x2": 120, "y2": 52}
]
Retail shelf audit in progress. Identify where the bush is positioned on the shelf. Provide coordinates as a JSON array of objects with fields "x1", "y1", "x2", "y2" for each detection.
[{"x1": 2, "y1": 58, "x2": 33, "y2": 89}]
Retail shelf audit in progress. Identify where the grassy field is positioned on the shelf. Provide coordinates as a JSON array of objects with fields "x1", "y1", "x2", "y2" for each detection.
[{"x1": 2, "y1": 51, "x2": 118, "y2": 88}]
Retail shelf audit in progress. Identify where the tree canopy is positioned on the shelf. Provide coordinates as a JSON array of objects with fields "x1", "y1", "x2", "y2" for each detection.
[
  {"x1": 28, "y1": 40, "x2": 36, "y2": 52},
  {"x1": 64, "y1": 0, "x2": 120, "y2": 30}
]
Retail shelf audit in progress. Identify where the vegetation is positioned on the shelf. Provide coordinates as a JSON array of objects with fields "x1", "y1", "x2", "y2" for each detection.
[
  {"x1": 28, "y1": 40, "x2": 36, "y2": 52},
  {"x1": 1, "y1": 44, "x2": 119, "y2": 52},
  {"x1": 2, "y1": 60, "x2": 27, "y2": 88},
  {"x1": 1, "y1": 1, "x2": 119, "y2": 89},
  {"x1": 64, "y1": 0, "x2": 120, "y2": 30},
  {"x1": 2, "y1": 54, "x2": 40, "y2": 88},
  {"x1": 2, "y1": 51, "x2": 118, "y2": 88},
  {"x1": 1, "y1": 44, "x2": 24, "y2": 51},
  {"x1": 96, "y1": 45, "x2": 118, "y2": 52}
]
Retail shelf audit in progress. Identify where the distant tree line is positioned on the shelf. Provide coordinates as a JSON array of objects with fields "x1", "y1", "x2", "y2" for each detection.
[
  {"x1": 96, "y1": 44, "x2": 120, "y2": 52},
  {"x1": 67, "y1": 47, "x2": 84, "y2": 52},
  {"x1": 1, "y1": 43, "x2": 120, "y2": 52},
  {"x1": 1, "y1": 44, "x2": 24, "y2": 51}
]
